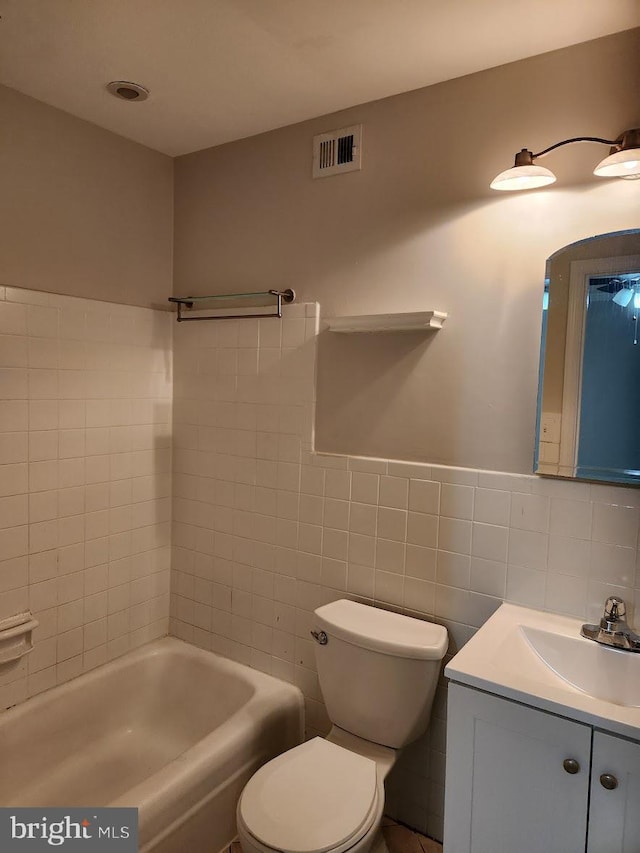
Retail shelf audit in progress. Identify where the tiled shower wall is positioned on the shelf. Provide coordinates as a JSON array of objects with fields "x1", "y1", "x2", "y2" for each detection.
[
  {"x1": 0, "y1": 286, "x2": 172, "y2": 711},
  {"x1": 170, "y1": 302, "x2": 640, "y2": 841}
]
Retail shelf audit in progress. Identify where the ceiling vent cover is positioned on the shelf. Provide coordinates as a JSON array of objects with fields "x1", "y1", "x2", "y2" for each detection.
[{"x1": 313, "y1": 125, "x2": 362, "y2": 178}]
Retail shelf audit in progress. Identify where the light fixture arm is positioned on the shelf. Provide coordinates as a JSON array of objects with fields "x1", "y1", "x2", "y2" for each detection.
[
  {"x1": 532, "y1": 136, "x2": 617, "y2": 159},
  {"x1": 514, "y1": 136, "x2": 617, "y2": 167}
]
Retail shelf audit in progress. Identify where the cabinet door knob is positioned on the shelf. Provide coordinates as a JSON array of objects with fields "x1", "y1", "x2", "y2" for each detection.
[
  {"x1": 600, "y1": 773, "x2": 618, "y2": 790},
  {"x1": 563, "y1": 758, "x2": 580, "y2": 774}
]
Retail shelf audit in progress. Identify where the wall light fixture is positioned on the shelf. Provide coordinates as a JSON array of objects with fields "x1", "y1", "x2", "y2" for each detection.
[{"x1": 490, "y1": 128, "x2": 640, "y2": 191}]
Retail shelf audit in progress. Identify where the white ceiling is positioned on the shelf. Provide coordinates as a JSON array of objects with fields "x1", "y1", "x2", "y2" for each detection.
[{"x1": 1, "y1": 0, "x2": 638, "y2": 157}]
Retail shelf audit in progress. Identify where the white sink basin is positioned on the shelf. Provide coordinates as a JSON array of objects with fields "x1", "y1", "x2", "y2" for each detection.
[
  {"x1": 445, "y1": 603, "x2": 640, "y2": 740},
  {"x1": 520, "y1": 625, "x2": 640, "y2": 708}
]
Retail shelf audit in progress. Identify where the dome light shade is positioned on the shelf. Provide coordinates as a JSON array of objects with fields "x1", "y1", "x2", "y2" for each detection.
[
  {"x1": 593, "y1": 147, "x2": 640, "y2": 179},
  {"x1": 490, "y1": 164, "x2": 556, "y2": 191},
  {"x1": 613, "y1": 288, "x2": 634, "y2": 307}
]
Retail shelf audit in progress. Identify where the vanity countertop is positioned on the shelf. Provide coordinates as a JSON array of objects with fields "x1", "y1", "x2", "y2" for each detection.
[{"x1": 445, "y1": 603, "x2": 640, "y2": 740}]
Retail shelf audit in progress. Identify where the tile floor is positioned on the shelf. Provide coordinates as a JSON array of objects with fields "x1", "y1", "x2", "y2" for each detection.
[
  {"x1": 381, "y1": 817, "x2": 443, "y2": 853},
  {"x1": 229, "y1": 818, "x2": 442, "y2": 853}
]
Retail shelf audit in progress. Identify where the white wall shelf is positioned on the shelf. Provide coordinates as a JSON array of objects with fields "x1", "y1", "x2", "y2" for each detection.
[{"x1": 326, "y1": 310, "x2": 447, "y2": 333}]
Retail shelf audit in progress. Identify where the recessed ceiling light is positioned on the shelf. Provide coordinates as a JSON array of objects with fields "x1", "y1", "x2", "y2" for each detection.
[{"x1": 106, "y1": 81, "x2": 149, "y2": 102}]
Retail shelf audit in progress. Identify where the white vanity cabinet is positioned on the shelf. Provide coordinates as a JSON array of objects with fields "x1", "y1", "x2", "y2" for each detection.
[
  {"x1": 444, "y1": 683, "x2": 640, "y2": 853},
  {"x1": 587, "y1": 731, "x2": 640, "y2": 852}
]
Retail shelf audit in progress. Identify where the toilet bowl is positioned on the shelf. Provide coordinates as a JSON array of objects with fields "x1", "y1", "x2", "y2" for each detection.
[
  {"x1": 236, "y1": 600, "x2": 448, "y2": 853},
  {"x1": 237, "y1": 730, "x2": 393, "y2": 853}
]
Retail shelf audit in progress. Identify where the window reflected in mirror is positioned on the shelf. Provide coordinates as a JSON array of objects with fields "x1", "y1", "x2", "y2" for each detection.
[{"x1": 535, "y1": 230, "x2": 640, "y2": 486}]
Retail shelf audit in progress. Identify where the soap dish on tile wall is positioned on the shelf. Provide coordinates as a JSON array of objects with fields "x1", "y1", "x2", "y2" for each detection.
[
  {"x1": 326, "y1": 310, "x2": 447, "y2": 333},
  {"x1": 0, "y1": 612, "x2": 39, "y2": 664}
]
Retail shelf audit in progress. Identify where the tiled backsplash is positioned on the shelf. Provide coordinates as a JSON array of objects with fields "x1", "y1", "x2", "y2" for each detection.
[
  {"x1": 0, "y1": 286, "x2": 172, "y2": 711},
  {"x1": 170, "y1": 302, "x2": 640, "y2": 840}
]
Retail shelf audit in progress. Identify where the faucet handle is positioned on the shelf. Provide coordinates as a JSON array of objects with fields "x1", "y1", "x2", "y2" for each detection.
[
  {"x1": 583, "y1": 597, "x2": 640, "y2": 651},
  {"x1": 603, "y1": 596, "x2": 627, "y2": 624}
]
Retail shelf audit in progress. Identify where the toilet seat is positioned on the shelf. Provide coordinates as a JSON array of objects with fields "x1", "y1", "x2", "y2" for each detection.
[{"x1": 238, "y1": 738, "x2": 379, "y2": 853}]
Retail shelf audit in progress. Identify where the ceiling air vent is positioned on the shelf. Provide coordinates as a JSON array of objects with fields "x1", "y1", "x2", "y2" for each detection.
[{"x1": 313, "y1": 124, "x2": 362, "y2": 179}]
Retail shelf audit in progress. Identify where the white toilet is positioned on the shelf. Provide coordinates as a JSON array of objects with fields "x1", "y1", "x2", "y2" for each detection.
[{"x1": 236, "y1": 598, "x2": 448, "y2": 853}]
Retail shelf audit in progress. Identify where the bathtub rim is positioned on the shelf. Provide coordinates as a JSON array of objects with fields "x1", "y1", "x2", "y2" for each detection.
[{"x1": 1, "y1": 636, "x2": 305, "y2": 850}]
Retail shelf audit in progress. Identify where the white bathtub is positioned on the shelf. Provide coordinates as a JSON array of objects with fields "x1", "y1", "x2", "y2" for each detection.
[{"x1": 0, "y1": 638, "x2": 304, "y2": 853}]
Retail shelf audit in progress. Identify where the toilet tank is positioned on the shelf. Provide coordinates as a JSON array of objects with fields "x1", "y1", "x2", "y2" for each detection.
[{"x1": 312, "y1": 600, "x2": 448, "y2": 749}]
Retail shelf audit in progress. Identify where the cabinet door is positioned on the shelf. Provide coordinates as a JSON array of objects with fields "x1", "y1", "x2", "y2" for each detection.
[
  {"x1": 587, "y1": 731, "x2": 640, "y2": 853},
  {"x1": 444, "y1": 683, "x2": 591, "y2": 853}
]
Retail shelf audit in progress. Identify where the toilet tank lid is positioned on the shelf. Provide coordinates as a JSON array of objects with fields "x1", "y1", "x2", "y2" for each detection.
[{"x1": 314, "y1": 600, "x2": 448, "y2": 660}]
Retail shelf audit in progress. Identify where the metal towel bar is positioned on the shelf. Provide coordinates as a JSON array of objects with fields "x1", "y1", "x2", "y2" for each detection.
[{"x1": 168, "y1": 289, "x2": 295, "y2": 322}]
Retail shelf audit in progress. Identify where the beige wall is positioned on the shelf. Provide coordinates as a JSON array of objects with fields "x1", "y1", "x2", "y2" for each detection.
[
  {"x1": 174, "y1": 28, "x2": 640, "y2": 474},
  {"x1": 1, "y1": 85, "x2": 173, "y2": 308}
]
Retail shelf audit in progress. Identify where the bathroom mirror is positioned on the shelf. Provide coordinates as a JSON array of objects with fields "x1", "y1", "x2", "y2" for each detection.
[{"x1": 535, "y1": 229, "x2": 640, "y2": 486}]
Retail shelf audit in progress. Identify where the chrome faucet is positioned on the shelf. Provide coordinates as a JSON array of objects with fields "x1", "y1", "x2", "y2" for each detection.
[{"x1": 581, "y1": 597, "x2": 640, "y2": 652}]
